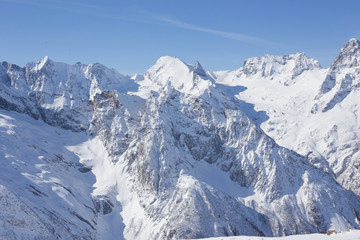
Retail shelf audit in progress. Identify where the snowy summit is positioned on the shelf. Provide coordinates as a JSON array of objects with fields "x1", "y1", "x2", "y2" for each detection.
[{"x1": 0, "y1": 39, "x2": 360, "y2": 240}]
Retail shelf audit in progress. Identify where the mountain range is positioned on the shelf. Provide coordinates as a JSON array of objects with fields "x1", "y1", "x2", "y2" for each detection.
[{"x1": 0, "y1": 39, "x2": 359, "y2": 239}]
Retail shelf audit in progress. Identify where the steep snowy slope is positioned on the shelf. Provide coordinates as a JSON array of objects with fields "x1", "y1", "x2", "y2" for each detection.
[
  {"x1": 0, "y1": 110, "x2": 97, "y2": 239},
  {"x1": 213, "y1": 39, "x2": 360, "y2": 196},
  {"x1": 113, "y1": 57, "x2": 360, "y2": 238},
  {"x1": 0, "y1": 49, "x2": 360, "y2": 240},
  {"x1": 88, "y1": 57, "x2": 360, "y2": 238},
  {"x1": 311, "y1": 39, "x2": 360, "y2": 195}
]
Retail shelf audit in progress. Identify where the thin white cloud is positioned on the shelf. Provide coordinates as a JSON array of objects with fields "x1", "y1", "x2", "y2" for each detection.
[
  {"x1": 157, "y1": 17, "x2": 274, "y2": 46},
  {"x1": 2, "y1": 0, "x2": 276, "y2": 46}
]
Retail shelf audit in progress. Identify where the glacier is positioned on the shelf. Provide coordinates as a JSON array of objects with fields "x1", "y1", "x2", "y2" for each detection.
[{"x1": 0, "y1": 39, "x2": 360, "y2": 239}]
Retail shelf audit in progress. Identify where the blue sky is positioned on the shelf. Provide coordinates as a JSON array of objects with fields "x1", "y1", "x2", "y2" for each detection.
[{"x1": 1, "y1": 0, "x2": 360, "y2": 75}]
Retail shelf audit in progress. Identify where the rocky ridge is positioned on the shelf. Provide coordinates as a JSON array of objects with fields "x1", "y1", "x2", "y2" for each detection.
[{"x1": 0, "y1": 39, "x2": 360, "y2": 239}]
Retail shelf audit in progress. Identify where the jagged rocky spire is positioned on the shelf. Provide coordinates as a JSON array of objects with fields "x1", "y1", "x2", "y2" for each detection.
[
  {"x1": 331, "y1": 38, "x2": 360, "y2": 69},
  {"x1": 193, "y1": 61, "x2": 207, "y2": 77}
]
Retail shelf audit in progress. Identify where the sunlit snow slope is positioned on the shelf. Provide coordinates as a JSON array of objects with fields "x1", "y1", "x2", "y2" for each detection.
[
  {"x1": 197, "y1": 229, "x2": 360, "y2": 240},
  {"x1": 0, "y1": 39, "x2": 360, "y2": 240},
  {"x1": 213, "y1": 38, "x2": 360, "y2": 196}
]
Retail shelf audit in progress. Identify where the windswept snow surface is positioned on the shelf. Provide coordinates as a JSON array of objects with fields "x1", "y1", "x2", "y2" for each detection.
[
  {"x1": 1, "y1": 39, "x2": 360, "y2": 239},
  {"x1": 196, "y1": 230, "x2": 360, "y2": 240},
  {"x1": 0, "y1": 109, "x2": 145, "y2": 240},
  {"x1": 0, "y1": 110, "x2": 96, "y2": 239}
]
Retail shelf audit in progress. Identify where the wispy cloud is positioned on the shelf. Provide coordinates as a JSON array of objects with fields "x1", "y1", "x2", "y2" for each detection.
[
  {"x1": 156, "y1": 17, "x2": 275, "y2": 46},
  {"x1": 3, "y1": 0, "x2": 276, "y2": 46}
]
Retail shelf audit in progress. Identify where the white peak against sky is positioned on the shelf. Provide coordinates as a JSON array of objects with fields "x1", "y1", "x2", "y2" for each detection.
[
  {"x1": 1, "y1": 37, "x2": 360, "y2": 239},
  {"x1": 1, "y1": 0, "x2": 360, "y2": 74}
]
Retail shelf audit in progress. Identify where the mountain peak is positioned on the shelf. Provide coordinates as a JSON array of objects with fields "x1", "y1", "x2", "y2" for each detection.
[
  {"x1": 145, "y1": 56, "x2": 192, "y2": 89},
  {"x1": 331, "y1": 38, "x2": 360, "y2": 70},
  {"x1": 143, "y1": 57, "x2": 215, "y2": 94},
  {"x1": 38, "y1": 55, "x2": 51, "y2": 67},
  {"x1": 155, "y1": 56, "x2": 184, "y2": 66},
  {"x1": 343, "y1": 38, "x2": 359, "y2": 50},
  {"x1": 193, "y1": 61, "x2": 207, "y2": 77},
  {"x1": 28, "y1": 56, "x2": 54, "y2": 72},
  {"x1": 41, "y1": 55, "x2": 49, "y2": 62},
  {"x1": 339, "y1": 38, "x2": 359, "y2": 57},
  {"x1": 150, "y1": 56, "x2": 190, "y2": 76},
  {"x1": 241, "y1": 53, "x2": 321, "y2": 80}
]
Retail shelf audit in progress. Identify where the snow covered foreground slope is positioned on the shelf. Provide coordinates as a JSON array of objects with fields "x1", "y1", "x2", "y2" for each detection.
[
  {"x1": 197, "y1": 230, "x2": 360, "y2": 240},
  {"x1": 0, "y1": 39, "x2": 360, "y2": 240}
]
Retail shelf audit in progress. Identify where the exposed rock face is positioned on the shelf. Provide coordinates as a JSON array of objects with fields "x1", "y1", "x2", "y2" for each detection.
[
  {"x1": 193, "y1": 61, "x2": 207, "y2": 77},
  {"x1": 1, "y1": 40, "x2": 360, "y2": 240},
  {"x1": 317, "y1": 38, "x2": 360, "y2": 110},
  {"x1": 112, "y1": 57, "x2": 359, "y2": 238},
  {"x1": 240, "y1": 53, "x2": 321, "y2": 85},
  {"x1": 214, "y1": 39, "x2": 360, "y2": 198},
  {"x1": 311, "y1": 39, "x2": 360, "y2": 196},
  {"x1": 0, "y1": 57, "x2": 136, "y2": 131}
]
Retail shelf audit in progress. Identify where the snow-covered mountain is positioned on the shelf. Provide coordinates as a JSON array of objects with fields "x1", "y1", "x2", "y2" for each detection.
[
  {"x1": 0, "y1": 39, "x2": 360, "y2": 240},
  {"x1": 214, "y1": 38, "x2": 360, "y2": 197}
]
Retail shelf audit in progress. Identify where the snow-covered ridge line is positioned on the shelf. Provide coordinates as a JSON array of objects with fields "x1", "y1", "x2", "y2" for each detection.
[
  {"x1": 213, "y1": 38, "x2": 360, "y2": 198},
  {"x1": 0, "y1": 56, "x2": 139, "y2": 131},
  {"x1": 0, "y1": 38, "x2": 360, "y2": 239}
]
